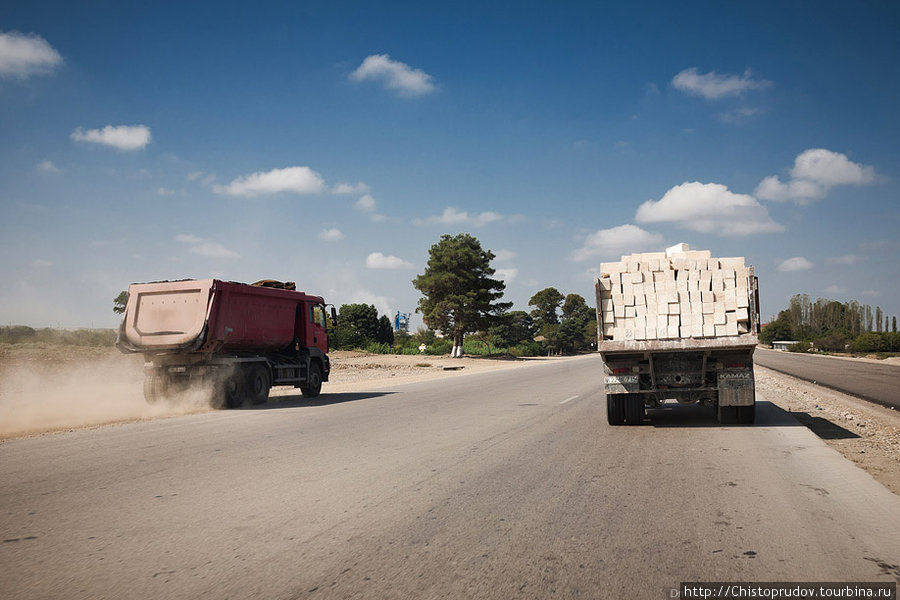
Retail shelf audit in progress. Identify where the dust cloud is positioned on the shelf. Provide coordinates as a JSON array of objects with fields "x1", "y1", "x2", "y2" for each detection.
[{"x1": 0, "y1": 354, "x2": 215, "y2": 440}]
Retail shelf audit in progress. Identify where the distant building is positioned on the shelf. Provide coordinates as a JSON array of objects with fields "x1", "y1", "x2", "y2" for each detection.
[
  {"x1": 772, "y1": 340, "x2": 799, "y2": 351},
  {"x1": 394, "y1": 312, "x2": 410, "y2": 333}
]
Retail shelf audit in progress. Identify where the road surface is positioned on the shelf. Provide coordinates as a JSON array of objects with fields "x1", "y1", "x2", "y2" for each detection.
[
  {"x1": 755, "y1": 348, "x2": 900, "y2": 409},
  {"x1": 2, "y1": 355, "x2": 899, "y2": 599}
]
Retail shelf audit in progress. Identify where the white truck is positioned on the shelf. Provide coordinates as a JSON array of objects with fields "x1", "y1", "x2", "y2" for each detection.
[{"x1": 595, "y1": 244, "x2": 760, "y2": 425}]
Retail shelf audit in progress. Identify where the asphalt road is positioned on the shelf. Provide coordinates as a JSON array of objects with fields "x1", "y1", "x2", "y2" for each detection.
[
  {"x1": 754, "y1": 348, "x2": 900, "y2": 409},
  {"x1": 2, "y1": 355, "x2": 899, "y2": 599}
]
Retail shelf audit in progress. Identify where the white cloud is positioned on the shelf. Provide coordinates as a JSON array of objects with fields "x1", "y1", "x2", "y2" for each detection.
[
  {"x1": 214, "y1": 166, "x2": 326, "y2": 197},
  {"x1": 0, "y1": 31, "x2": 62, "y2": 79},
  {"x1": 354, "y1": 194, "x2": 377, "y2": 212},
  {"x1": 156, "y1": 187, "x2": 176, "y2": 196},
  {"x1": 635, "y1": 181, "x2": 783, "y2": 236},
  {"x1": 777, "y1": 257, "x2": 813, "y2": 272},
  {"x1": 35, "y1": 160, "x2": 60, "y2": 174},
  {"x1": 366, "y1": 252, "x2": 413, "y2": 270},
  {"x1": 571, "y1": 224, "x2": 664, "y2": 262},
  {"x1": 31, "y1": 259, "x2": 53, "y2": 268},
  {"x1": 755, "y1": 149, "x2": 876, "y2": 204},
  {"x1": 319, "y1": 228, "x2": 344, "y2": 242},
  {"x1": 349, "y1": 54, "x2": 435, "y2": 97},
  {"x1": 791, "y1": 148, "x2": 876, "y2": 186},
  {"x1": 861, "y1": 290, "x2": 881, "y2": 297},
  {"x1": 332, "y1": 182, "x2": 370, "y2": 195},
  {"x1": 825, "y1": 285, "x2": 847, "y2": 295},
  {"x1": 494, "y1": 268, "x2": 519, "y2": 284},
  {"x1": 175, "y1": 234, "x2": 239, "y2": 259},
  {"x1": 413, "y1": 206, "x2": 504, "y2": 227},
  {"x1": 71, "y1": 125, "x2": 151, "y2": 151},
  {"x1": 671, "y1": 67, "x2": 771, "y2": 100}
]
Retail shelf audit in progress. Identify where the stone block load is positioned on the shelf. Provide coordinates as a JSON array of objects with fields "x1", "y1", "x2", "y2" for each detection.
[{"x1": 597, "y1": 244, "x2": 752, "y2": 342}]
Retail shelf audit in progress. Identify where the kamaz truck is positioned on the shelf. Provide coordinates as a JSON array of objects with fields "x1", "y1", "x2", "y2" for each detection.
[{"x1": 595, "y1": 245, "x2": 760, "y2": 425}]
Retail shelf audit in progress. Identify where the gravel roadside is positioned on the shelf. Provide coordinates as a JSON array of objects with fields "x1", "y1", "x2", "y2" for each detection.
[{"x1": 756, "y1": 365, "x2": 900, "y2": 495}]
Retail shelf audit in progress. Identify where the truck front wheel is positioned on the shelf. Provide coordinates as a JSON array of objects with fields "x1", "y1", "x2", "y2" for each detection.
[{"x1": 301, "y1": 362, "x2": 323, "y2": 398}]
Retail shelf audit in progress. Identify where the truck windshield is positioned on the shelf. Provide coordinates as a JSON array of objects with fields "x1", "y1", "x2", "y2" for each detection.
[{"x1": 311, "y1": 304, "x2": 327, "y2": 327}]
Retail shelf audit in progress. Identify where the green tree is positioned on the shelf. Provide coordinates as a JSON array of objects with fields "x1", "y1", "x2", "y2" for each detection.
[
  {"x1": 377, "y1": 315, "x2": 395, "y2": 345},
  {"x1": 113, "y1": 291, "x2": 128, "y2": 314},
  {"x1": 488, "y1": 310, "x2": 536, "y2": 347},
  {"x1": 413, "y1": 233, "x2": 511, "y2": 357},
  {"x1": 760, "y1": 310, "x2": 794, "y2": 345},
  {"x1": 529, "y1": 287, "x2": 564, "y2": 329},
  {"x1": 335, "y1": 304, "x2": 381, "y2": 349}
]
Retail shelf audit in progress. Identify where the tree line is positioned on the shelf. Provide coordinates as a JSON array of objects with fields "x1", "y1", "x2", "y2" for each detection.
[
  {"x1": 761, "y1": 293, "x2": 899, "y2": 354},
  {"x1": 334, "y1": 233, "x2": 596, "y2": 356}
]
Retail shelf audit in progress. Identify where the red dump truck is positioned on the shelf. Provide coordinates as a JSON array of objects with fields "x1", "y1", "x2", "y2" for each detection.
[{"x1": 116, "y1": 279, "x2": 334, "y2": 407}]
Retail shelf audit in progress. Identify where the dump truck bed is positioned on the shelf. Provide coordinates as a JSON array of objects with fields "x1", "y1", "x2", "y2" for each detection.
[{"x1": 119, "y1": 279, "x2": 323, "y2": 354}]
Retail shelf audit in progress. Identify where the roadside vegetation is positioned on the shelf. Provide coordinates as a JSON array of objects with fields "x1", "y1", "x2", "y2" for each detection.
[
  {"x1": 333, "y1": 233, "x2": 597, "y2": 357},
  {"x1": 761, "y1": 294, "x2": 899, "y2": 357}
]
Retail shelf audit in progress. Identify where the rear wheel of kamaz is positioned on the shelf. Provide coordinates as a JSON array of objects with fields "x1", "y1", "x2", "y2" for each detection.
[
  {"x1": 606, "y1": 394, "x2": 626, "y2": 425},
  {"x1": 624, "y1": 394, "x2": 645, "y2": 425}
]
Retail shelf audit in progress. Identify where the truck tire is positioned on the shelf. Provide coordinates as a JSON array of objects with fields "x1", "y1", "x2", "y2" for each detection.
[
  {"x1": 736, "y1": 404, "x2": 755, "y2": 424},
  {"x1": 301, "y1": 362, "x2": 322, "y2": 398},
  {"x1": 143, "y1": 375, "x2": 165, "y2": 404},
  {"x1": 607, "y1": 394, "x2": 626, "y2": 425},
  {"x1": 218, "y1": 370, "x2": 245, "y2": 409},
  {"x1": 624, "y1": 394, "x2": 645, "y2": 425},
  {"x1": 246, "y1": 364, "x2": 270, "y2": 405}
]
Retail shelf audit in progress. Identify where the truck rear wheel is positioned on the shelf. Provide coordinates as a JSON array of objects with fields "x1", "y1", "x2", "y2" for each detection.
[
  {"x1": 217, "y1": 370, "x2": 245, "y2": 409},
  {"x1": 607, "y1": 394, "x2": 626, "y2": 425},
  {"x1": 624, "y1": 394, "x2": 645, "y2": 425},
  {"x1": 246, "y1": 364, "x2": 270, "y2": 405},
  {"x1": 143, "y1": 374, "x2": 165, "y2": 404},
  {"x1": 301, "y1": 362, "x2": 322, "y2": 398}
]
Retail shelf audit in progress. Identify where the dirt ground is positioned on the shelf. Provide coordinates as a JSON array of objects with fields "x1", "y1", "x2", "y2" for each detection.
[{"x1": 1, "y1": 344, "x2": 897, "y2": 495}]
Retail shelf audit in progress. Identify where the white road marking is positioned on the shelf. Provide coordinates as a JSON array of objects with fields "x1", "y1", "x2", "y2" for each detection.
[{"x1": 561, "y1": 395, "x2": 578, "y2": 405}]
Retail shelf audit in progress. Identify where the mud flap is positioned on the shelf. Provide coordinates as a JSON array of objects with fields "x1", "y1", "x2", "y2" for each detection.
[{"x1": 717, "y1": 369, "x2": 755, "y2": 406}]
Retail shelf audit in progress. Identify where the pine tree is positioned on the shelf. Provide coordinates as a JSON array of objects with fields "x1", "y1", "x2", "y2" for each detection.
[{"x1": 413, "y1": 234, "x2": 511, "y2": 357}]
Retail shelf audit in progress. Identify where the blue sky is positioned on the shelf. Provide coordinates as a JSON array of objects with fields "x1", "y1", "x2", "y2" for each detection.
[{"x1": 1, "y1": 1, "x2": 898, "y2": 330}]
